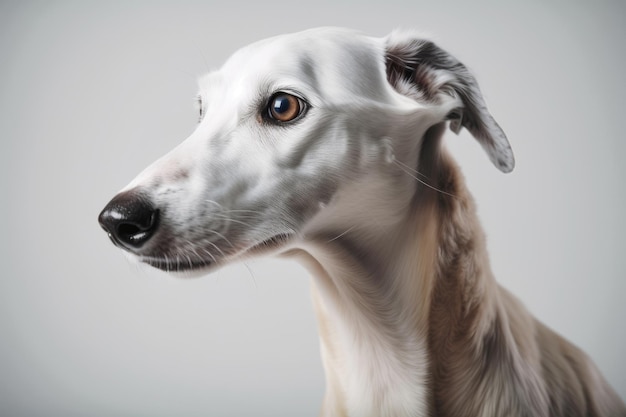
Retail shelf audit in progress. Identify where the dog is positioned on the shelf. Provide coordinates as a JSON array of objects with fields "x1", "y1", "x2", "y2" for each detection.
[{"x1": 98, "y1": 27, "x2": 625, "y2": 417}]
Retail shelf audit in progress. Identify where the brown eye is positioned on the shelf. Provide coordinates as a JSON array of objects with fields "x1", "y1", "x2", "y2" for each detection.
[{"x1": 268, "y1": 93, "x2": 304, "y2": 123}]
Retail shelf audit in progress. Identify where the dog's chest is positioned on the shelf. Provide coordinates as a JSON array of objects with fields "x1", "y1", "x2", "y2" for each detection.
[{"x1": 321, "y1": 314, "x2": 431, "y2": 417}]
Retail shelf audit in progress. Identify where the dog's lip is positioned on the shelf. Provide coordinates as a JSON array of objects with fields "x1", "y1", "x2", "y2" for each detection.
[
  {"x1": 138, "y1": 256, "x2": 214, "y2": 273},
  {"x1": 135, "y1": 234, "x2": 293, "y2": 273},
  {"x1": 247, "y1": 233, "x2": 293, "y2": 254}
]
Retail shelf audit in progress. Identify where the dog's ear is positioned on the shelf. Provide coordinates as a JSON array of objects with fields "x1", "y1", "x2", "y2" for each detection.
[{"x1": 384, "y1": 31, "x2": 515, "y2": 173}]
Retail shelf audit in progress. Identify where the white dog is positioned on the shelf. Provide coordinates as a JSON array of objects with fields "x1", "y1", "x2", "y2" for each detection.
[{"x1": 99, "y1": 28, "x2": 625, "y2": 417}]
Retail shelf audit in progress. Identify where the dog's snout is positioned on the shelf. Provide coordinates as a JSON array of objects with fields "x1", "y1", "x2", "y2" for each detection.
[{"x1": 98, "y1": 190, "x2": 159, "y2": 250}]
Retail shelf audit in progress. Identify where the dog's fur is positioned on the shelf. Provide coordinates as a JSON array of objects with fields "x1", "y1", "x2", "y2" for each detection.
[{"x1": 99, "y1": 28, "x2": 625, "y2": 416}]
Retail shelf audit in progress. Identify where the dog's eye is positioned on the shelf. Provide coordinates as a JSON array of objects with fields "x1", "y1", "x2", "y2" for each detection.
[
  {"x1": 267, "y1": 93, "x2": 305, "y2": 123},
  {"x1": 197, "y1": 95, "x2": 204, "y2": 122}
]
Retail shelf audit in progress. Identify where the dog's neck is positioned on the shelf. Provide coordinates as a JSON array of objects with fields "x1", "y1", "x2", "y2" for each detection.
[{"x1": 290, "y1": 137, "x2": 501, "y2": 416}]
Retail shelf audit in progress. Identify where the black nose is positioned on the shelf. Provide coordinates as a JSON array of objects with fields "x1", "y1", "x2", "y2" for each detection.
[{"x1": 98, "y1": 190, "x2": 159, "y2": 250}]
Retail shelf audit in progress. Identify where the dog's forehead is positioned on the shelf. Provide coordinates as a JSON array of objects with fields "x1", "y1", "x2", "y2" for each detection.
[{"x1": 212, "y1": 28, "x2": 391, "y2": 102}]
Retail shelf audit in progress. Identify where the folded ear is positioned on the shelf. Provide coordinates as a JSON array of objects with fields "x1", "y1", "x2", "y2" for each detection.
[{"x1": 384, "y1": 30, "x2": 515, "y2": 173}]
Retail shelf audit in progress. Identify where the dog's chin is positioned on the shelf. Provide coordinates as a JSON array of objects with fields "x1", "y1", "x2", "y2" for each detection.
[
  {"x1": 168, "y1": 265, "x2": 217, "y2": 279},
  {"x1": 129, "y1": 233, "x2": 295, "y2": 277},
  {"x1": 132, "y1": 255, "x2": 217, "y2": 277}
]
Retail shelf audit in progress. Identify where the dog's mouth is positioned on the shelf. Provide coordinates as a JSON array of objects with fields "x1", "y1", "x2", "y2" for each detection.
[
  {"x1": 138, "y1": 255, "x2": 213, "y2": 274},
  {"x1": 136, "y1": 233, "x2": 294, "y2": 274},
  {"x1": 246, "y1": 233, "x2": 293, "y2": 254}
]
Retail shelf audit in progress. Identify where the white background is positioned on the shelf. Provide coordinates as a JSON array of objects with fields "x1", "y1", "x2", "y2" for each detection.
[{"x1": 1, "y1": 1, "x2": 624, "y2": 415}]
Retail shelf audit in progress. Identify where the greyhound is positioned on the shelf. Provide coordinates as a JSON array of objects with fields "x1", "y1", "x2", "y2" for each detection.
[{"x1": 99, "y1": 28, "x2": 625, "y2": 417}]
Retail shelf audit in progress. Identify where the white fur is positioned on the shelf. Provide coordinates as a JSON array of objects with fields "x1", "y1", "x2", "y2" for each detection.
[{"x1": 100, "y1": 27, "x2": 625, "y2": 417}]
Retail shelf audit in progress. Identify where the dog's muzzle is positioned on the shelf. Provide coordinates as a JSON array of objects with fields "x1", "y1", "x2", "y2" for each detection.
[{"x1": 98, "y1": 190, "x2": 159, "y2": 251}]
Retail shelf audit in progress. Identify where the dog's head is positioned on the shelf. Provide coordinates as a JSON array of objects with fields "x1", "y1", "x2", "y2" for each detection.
[{"x1": 98, "y1": 27, "x2": 514, "y2": 274}]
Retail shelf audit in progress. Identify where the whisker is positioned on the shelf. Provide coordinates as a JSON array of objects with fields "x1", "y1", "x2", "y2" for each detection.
[
  {"x1": 185, "y1": 242, "x2": 206, "y2": 267},
  {"x1": 394, "y1": 160, "x2": 457, "y2": 199},
  {"x1": 175, "y1": 254, "x2": 182, "y2": 272},
  {"x1": 210, "y1": 215, "x2": 255, "y2": 229},
  {"x1": 206, "y1": 229, "x2": 235, "y2": 249},
  {"x1": 199, "y1": 247, "x2": 218, "y2": 264},
  {"x1": 184, "y1": 253, "x2": 194, "y2": 270},
  {"x1": 327, "y1": 225, "x2": 357, "y2": 243},
  {"x1": 204, "y1": 200, "x2": 261, "y2": 216},
  {"x1": 243, "y1": 262, "x2": 258, "y2": 290},
  {"x1": 205, "y1": 240, "x2": 225, "y2": 258},
  {"x1": 164, "y1": 254, "x2": 170, "y2": 273},
  {"x1": 193, "y1": 41, "x2": 212, "y2": 75},
  {"x1": 205, "y1": 199, "x2": 225, "y2": 209},
  {"x1": 394, "y1": 159, "x2": 429, "y2": 179},
  {"x1": 222, "y1": 209, "x2": 261, "y2": 215}
]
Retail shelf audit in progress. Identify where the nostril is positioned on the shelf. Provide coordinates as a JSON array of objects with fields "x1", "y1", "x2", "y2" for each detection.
[
  {"x1": 118, "y1": 223, "x2": 142, "y2": 238},
  {"x1": 98, "y1": 190, "x2": 160, "y2": 250},
  {"x1": 115, "y1": 210, "x2": 159, "y2": 247}
]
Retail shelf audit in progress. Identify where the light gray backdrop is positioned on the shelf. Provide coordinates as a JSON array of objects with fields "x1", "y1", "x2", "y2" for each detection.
[{"x1": 1, "y1": 1, "x2": 624, "y2": 416}]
